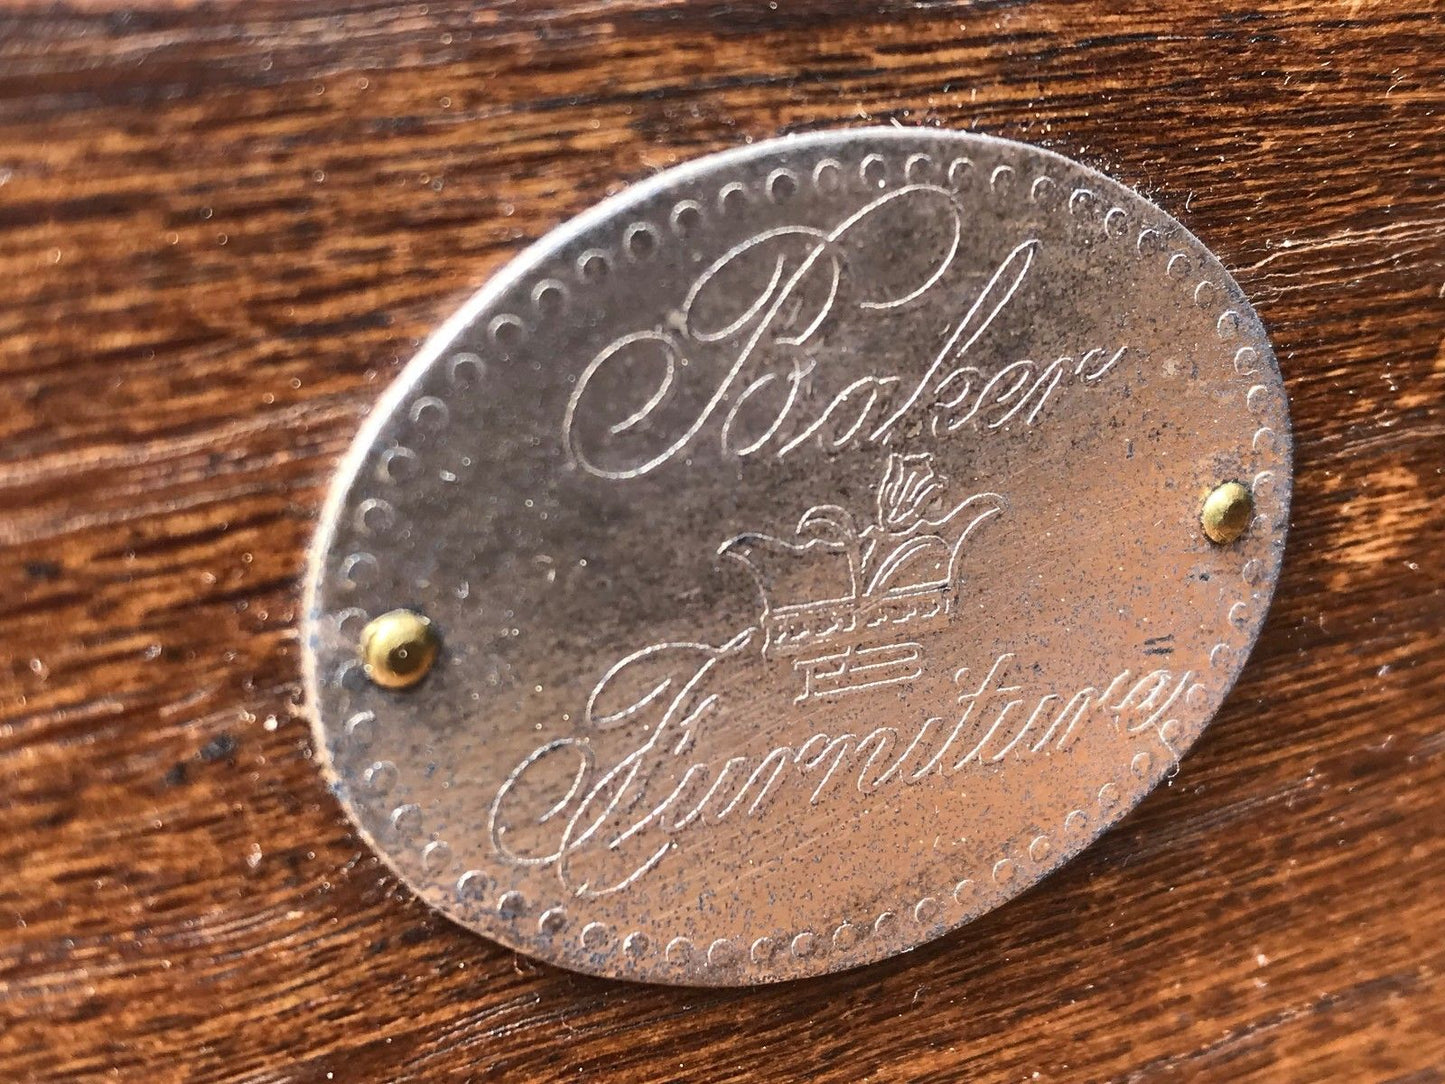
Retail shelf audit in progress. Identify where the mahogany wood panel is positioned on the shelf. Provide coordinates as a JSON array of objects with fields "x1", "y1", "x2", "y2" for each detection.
[{"x1": 1, "y1": 2, "x2": 1442, "y2": 1080}]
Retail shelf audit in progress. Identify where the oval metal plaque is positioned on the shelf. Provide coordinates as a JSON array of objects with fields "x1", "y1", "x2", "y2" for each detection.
[{"x1": 304, "y1": 129, "x2": 1292, "y2": 985}]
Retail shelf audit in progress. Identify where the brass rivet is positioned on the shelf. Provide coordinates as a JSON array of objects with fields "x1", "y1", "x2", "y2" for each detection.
[
  {"x1": 360, "y1": 609, "x2": 438, "y2": 689},
  {"x1": 1201, "y1": 481, "x2": 1253, "y2": 545}
]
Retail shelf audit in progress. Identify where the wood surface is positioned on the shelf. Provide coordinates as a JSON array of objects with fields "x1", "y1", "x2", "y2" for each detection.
[{"x1": 1, "y1": 1, "x2": 1442, "y2": 1081}]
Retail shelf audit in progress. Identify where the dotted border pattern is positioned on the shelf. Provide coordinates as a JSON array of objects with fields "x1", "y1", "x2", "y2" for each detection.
[{"x1": 315, "y1": 136, "x2": 1291, "y2": 981}]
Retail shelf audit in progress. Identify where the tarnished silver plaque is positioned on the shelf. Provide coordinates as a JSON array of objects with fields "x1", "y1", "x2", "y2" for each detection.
[{"x1": 303, "y1": 129, "x2": 1291, "y2": 985}]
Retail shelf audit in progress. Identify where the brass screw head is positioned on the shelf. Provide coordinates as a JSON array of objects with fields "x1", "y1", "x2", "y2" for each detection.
[
  {"x1": 1201, "y1": 481, "x2": 1253, "y2": 545},
  {"x1": 360, "y1": 609, "x2": 439, "y2": 689}
]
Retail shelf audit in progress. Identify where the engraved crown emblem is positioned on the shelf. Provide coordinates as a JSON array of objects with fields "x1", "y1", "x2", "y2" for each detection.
[{"x1": 718, "y1": 453, "x2": 1006, "y2": 660}]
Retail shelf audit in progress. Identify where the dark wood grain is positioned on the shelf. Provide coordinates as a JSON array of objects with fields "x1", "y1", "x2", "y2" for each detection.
[{"x1": 1, "y1": 2, "x2": 1442, "y2": 1081}]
